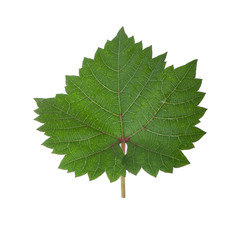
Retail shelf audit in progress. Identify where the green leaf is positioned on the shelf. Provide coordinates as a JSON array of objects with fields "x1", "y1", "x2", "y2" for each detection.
[{"x1": 34, "y1": 27, "x2": 206, "y2": 182}]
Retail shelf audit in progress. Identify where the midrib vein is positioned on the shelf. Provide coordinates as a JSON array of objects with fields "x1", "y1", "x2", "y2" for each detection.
[{"x1": 117, "y1": 34, "x2": 124, "y2": 139}]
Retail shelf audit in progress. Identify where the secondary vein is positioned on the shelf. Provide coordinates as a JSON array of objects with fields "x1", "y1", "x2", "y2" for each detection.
[{"x1": 128, "y1": 61, "x2": 195, "y2": 139}]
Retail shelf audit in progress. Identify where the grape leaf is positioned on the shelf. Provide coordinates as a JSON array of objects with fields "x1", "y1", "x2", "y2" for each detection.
[{"x1": 34, "y1": 27, "x2": 206, "y2": 183}]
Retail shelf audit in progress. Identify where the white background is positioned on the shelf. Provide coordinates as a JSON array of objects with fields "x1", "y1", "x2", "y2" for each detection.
[{"x1": 1, "y1": 0, "x2": 240, "y2": 239}]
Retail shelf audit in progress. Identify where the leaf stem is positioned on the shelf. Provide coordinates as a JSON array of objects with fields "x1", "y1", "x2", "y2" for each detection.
[{"x1": 120, "y1": 142, "x2": 126, "y2": 198}]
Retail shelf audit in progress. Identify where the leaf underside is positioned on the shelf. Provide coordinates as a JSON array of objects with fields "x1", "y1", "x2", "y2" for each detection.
[{"x1": 34, "y1": 27, "x2": 206, "y2": 182}]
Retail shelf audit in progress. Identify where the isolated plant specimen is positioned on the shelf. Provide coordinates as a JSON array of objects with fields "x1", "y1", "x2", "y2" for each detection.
[{"x1": 34, "y1": 27, "x2": 206, "y2": 198}]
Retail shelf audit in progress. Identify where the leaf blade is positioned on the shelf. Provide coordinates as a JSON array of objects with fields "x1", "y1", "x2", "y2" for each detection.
[{"x1": 34, "y1": 28, "x2": 206, "y2": 182}]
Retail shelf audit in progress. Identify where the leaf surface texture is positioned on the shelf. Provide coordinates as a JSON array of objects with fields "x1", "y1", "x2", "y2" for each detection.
[{"x1": 35, "y1": 28, "x2": 206, "y2": 182}]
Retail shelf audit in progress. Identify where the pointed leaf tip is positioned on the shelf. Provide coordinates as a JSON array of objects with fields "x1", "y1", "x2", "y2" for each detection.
[
  {"x1": 161, "y1": 52, "x2": 168, "y2": 59},
  {"x1": 117, "y1": 27, "x2": 127, "y2": 37},
  {"x1": 189, "y1": 59, "x2": 198, "y2": 68},
  {"x1": 118, "y1": 26, "x2": 125, "y2": 33},
  {"x1": 34, "y1": 98, "x2": 41, "y2": 104}
]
